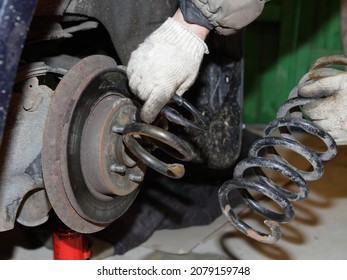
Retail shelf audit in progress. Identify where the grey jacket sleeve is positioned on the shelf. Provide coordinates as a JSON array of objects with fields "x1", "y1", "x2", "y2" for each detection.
[
  {"x1": 178, "y1": 0, "x2": 214, "y2": 30},
  {"x1": 181, "y1": 0, "x2": 268, "y2": 36}
]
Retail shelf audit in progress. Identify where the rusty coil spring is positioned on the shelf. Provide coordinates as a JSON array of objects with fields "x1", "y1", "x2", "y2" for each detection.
[
  {"x1": 218, "y1": 55, "x2": 345, "y2": 243},
  {"x1": 122, "y1": 94, "x2": 206, "y2": 179}
]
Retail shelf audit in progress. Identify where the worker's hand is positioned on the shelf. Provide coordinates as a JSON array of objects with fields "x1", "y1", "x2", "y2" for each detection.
[
  {"x1": 299, "y1": 73, "x2": 347, "y2": 145},
  {"x1": 127, "y1": 16, "x2": 208, "y2": 123}
]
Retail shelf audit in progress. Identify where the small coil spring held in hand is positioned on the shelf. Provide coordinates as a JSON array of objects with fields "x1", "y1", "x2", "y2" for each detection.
[
  {"x1": 122, "y1": 94, "x2": 205, "y2": 179},
  {"x1": 218, "y1": 55, "x2": 345, "y2": 243}
]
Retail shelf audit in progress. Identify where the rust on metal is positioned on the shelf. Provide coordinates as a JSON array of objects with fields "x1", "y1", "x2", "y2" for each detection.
[
  {"x1": 310, "y1": 54, "x2": 347, "y2": 70},
  {"x1": 41, "y1": 55, "x2": 141, "y2": 233},
  {"x1": 123, "y1": 123, "x2": 194, "y2": 179},
  {"x1": 246, "y1": 220, "x2": 281, "y2": 244}
]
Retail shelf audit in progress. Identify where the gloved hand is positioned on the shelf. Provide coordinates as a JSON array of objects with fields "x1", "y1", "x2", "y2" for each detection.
[
  {"x1": 127, "y1": 17, "x2": 208, "y2": 123},
  {"x1": 299, "y1": 73, "x2": 347, "y2": 145}
]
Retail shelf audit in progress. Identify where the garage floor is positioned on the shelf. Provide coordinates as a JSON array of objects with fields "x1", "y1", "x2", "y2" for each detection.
[{"x1": 1, "y1": 127, "x2": 347, "y2": 260}]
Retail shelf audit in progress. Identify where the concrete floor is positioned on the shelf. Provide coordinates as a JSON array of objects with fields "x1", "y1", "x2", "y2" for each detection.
[{"x1": 1, "y1": 131, "x2": 347, "y2": 260}]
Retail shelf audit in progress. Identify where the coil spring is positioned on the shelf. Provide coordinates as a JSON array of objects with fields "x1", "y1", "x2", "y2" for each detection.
[
  {"x1": 122, "y1": 94, "x2": 205, "y2": 179},
  {"x1": 219, "y1": 55, "x2": 344, "y2": 244}
]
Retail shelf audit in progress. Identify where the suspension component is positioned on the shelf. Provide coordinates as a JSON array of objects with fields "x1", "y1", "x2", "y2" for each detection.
[
  {"x1": 123, "y1": 122, "x2": 194, "y2": 179},
  {"x1": 160, "y1": 94, "x2": 207, "y2": 131},
  {"x1": 121, "y1": 94, "x2": 203, "y2": 179},
  {"x1": 219, "y1": 55, "x2": 341, "y2": 243}
]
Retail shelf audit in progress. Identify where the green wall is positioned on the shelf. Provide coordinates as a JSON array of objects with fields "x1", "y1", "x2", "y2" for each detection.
[{"x1": 243, "y1": 0, "x2": 343, "y2": 124}]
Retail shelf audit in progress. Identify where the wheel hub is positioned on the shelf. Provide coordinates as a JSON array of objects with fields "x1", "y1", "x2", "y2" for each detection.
[{"x1": 80, "y1": 94, "x2": 143, "y2": 197}]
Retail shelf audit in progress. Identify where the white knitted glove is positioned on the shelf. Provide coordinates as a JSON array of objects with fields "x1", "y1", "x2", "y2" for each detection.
[
  {"x1": 127, "y1": 17, "x2": 208, "y2": 123},
  {"x1": 299, "y1": 73, "x2": 347, "y2": 145}
]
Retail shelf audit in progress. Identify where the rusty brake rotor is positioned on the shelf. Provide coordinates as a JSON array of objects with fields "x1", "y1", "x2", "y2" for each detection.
[{"x1": 42, "y1": 55, "x2": 145, "y2": 233}]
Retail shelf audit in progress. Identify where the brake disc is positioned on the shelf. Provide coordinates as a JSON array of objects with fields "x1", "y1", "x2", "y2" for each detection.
[{"x1": 42, "y1": 55, "x2": 145, "y2": 233}]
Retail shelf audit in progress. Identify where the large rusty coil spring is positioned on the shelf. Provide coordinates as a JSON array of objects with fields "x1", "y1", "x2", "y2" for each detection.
[{"x1": 218, "y1": 55, "x2": 345, "y2": 243}]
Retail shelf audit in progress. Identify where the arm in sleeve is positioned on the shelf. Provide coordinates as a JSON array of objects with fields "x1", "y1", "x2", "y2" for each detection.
[{"x1": 179, "y1": 0, "x2": 268, "y2": 35}]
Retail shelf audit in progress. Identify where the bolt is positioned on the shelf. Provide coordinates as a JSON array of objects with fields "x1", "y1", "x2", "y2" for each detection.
[
  {"x1": 110, "y1": 164, "x2": 126, "y2": 173},
  {"x1": 128, "y1": 173, "x2": 144, "y2": 183},
  {"x1": 112, "y1": 124, "x2": 124, "y2": 134}
]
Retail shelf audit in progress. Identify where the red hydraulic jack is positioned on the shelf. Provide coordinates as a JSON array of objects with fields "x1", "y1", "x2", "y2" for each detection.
[{"x1": 53, "y1": 229, "x2": 91, "y2": 260}]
